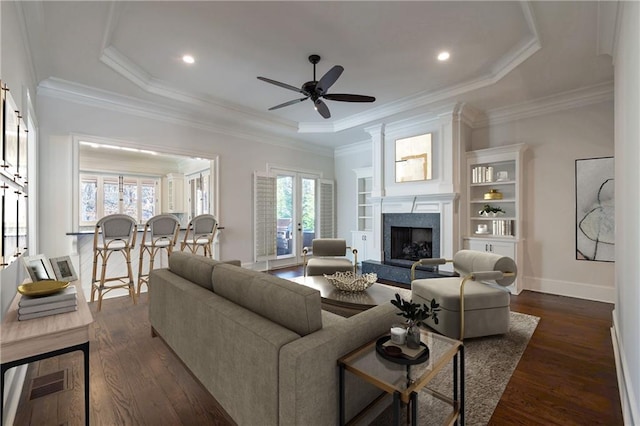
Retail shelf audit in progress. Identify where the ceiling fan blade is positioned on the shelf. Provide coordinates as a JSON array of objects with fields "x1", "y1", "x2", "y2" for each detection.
[
  {"x1": 268, "y1": 97, "x2": 309, "y2": 111},
  {"x1": 257, "y1": 76, "x2": 305, "y2": 94},
  {"x1": 316, "y1": 65, "x2": 344, "y2": 94},
  {"x1": 314, "y1": 99, "x2": 331, "y2": 119},
  {"x1": 323, "y1": 93, "x2": 376, "y2": 103}
]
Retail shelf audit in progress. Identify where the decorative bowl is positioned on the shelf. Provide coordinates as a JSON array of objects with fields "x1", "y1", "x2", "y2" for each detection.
[
  {"x1": 323, "y1": 271, "x2": 377, "y2": 292},
  {"x1": 479, "y1": 210, "x2": 505, "y2": 217},
  {"x1": 483, "y1": 189, "x2": 503, "y2": 200},
  {"x1": 18, "y1": 280, "x2": 70, "y2": 297}
]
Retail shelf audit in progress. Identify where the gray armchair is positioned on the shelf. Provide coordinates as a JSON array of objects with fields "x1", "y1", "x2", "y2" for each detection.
[
  {"x1": 410, "y1": 249, "x2": 517, "y2": 340},
  {"x1": 302, "y1": 238, "x2": 357, "y2": 277}
]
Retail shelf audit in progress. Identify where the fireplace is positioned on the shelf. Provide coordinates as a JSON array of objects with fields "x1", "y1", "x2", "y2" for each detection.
[
  {"x1": 383, "y1": 213, "x2": 440, "y2": 268},
  {"x1": 390, "y1": 226, "x2": 433, "y2": 261},
  {"x1": 362, "y1": 211, "x2": 452, "y2": 284}
]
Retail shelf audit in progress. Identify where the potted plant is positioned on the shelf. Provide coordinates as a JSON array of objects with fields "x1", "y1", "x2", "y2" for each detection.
[
  {"x1": 390, "y1": 293, "x2": 440, "y2": 349},
  {"x1": 478, "y1": 204, "x2": 505, "y2": 217}
]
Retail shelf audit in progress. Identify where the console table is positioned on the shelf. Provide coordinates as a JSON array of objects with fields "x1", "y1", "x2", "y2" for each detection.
[{"x1": 1, "y1": 283, "x2": 93, "y2": 425}]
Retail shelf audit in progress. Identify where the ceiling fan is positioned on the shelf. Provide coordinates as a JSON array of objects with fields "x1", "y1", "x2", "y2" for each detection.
[{"x1": 257, "y1": 54, "x2": 375, "y2": 119}]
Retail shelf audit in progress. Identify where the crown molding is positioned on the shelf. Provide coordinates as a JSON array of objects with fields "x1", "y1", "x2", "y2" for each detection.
[
  {"x1": 38, "y1": 78, "x2": 333, "y2": 158},
  {"x1": 596, "y1": 0, "x2": 619, "y2": 58},
  {"x1": 98, "y1": 2, "x2": 291, "y2": 127},
  {"x1": 334, "y1": 140, "x2": 371, "y2": 158},
  {"x1": 97, "y1": 0, "x2": 542, "y2": 137},
  {"x1": 16, "y1": 2, "x2": 40, "y2": 91},
  {"x1": 474, "y1": 81, "x2": 614, "y2": 128},
  {"x1": 299, "y1": 1, "x2": 541, "y2": 134},
  {"x1": 99, "y1": 45, "x2": 297, "y2": 132}
]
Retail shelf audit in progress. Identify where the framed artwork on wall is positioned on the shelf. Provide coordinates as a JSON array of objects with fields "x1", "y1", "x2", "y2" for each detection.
[
  {"x1": 575, "y1": 156, "x2": 614, "y2": 262},
  {"x1": 0, "y1": 81, "x2": 29, "y2": 270},
  {"x1": 3, "y1": 88, "x2": 19, "y2": 177},
  {"x1": 395, "y1": 133, "x2": 433, "y2": 183},
  {"x1": 50, "y1": 256, "x2": 78, "y2": 282}
]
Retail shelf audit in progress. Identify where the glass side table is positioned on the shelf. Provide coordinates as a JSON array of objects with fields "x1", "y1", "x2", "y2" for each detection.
[{"x1": 338, "y1": 329, "x2": 464, "y2": 426}]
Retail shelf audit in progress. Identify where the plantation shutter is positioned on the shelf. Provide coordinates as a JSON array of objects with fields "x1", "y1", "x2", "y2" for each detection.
[
  {"x1": 317, "y1": 179, "x2": 335, "y2": 238},
  {"x1": 254, "y1": 172, "x2": 277, "y2": 261}
]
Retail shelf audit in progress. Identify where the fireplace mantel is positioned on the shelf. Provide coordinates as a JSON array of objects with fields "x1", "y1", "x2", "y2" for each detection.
[{"x1": 377, "y1": 193, "x2": 459, "y2": 214}]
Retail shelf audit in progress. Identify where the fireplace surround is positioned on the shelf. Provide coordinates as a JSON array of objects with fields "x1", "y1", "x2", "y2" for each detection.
[
  {"x1": 384, "y1": 213, "x2": 440, "y2": 266},
  {"x1": 361, "y1": 212, "x2": 451, "y2": 285}
]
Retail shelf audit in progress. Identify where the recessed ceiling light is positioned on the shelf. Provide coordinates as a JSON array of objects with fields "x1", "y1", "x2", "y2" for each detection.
[
  {"x1": 437, "y1": 51, "x2": 450, "y2": 61},
  {"x1": 182, "y1": 55, "x2": 195, "y2": 64}
]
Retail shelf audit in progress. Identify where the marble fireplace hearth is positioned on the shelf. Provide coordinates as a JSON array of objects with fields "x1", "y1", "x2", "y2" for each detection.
[{"x1": 361, "y1": 259, "x2": 455, "y2": 286}]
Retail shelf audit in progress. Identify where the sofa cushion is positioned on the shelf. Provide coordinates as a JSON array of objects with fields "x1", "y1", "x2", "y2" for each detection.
[
  {"x1": 213, "y1": 264, "x2": 323, "y2": 336},
  {"x1": 168, "y1": 252, "x2": 240, "y2": 291},
  {"x1": 412, "y1": 277, "x2": 510, "y2": 311},
  {"x1": 453, "y1": 249, "x2": 517, "y2": 287}
]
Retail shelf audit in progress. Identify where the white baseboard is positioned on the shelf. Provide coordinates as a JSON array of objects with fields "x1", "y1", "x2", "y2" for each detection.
[
  {"x1": 2, "y1": 364, "x2": 28, "y2": 426},
  {"x1": 523, "y1": 276, "x2": 614, "y2": 303},
  {"x1": 611, "y1": 312, "x2": 639, "y2": 426}
]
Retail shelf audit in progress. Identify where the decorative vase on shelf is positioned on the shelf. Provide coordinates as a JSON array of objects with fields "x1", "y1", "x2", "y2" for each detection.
[
  {"x1": 406, "y1": 324, "x2": 421, "y2": 349},
  {"x1": 484, "y1": 189, "x2": 503, "y2": 200}
]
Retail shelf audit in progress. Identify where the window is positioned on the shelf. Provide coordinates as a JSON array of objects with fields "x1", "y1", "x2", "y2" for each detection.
[{"x1": 79, "y1": 173, "x2": 159, "y2": 226}]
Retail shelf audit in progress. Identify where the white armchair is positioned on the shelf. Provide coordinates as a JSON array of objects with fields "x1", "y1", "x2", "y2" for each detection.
[{"x1": 410, "y1": 250, "x2": 517, "y2": 340}]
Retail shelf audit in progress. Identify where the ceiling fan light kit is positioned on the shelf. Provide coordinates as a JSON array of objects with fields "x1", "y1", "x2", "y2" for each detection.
[{"x1": 257, "y1": 54, "x2": 376, "y2": 119}]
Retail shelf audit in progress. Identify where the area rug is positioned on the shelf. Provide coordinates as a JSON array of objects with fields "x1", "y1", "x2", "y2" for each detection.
[{"x1": 370, "y1": 311, "x2": 539, "y2": 425}]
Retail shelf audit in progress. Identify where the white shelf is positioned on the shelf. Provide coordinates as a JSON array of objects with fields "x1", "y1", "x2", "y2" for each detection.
[
  {"x1": 471, "y1": 198, "x2": 516, "y2": 203},
  {"x1": 465, "y1": 144, "x2": 527, "y2": 294},
  {"x1": 470, "y1": 180, "x2": 515, "y2": 186}
]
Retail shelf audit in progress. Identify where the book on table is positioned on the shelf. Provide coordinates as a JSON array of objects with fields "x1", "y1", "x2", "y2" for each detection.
[
  {"x1": 19, "y1": 297, "x2": 78, "y2": 314},
  {"x1": 18, "y1": 304, "x2": 78, "y2": 321},
  {"x1": 18, "y1": 285, "x2": 78, "y2": 320},
  {"x1": 18, "y1": 285, "x2": 77, "y2": 307}
]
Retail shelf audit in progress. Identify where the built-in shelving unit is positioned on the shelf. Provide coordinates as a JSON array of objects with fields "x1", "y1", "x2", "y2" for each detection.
[
  {"x1": 352, "y1": 168, "x2": 374, "y2": 264},
  {"x1": 464, "y1": 144, "x2": 526, "y2": 294}
]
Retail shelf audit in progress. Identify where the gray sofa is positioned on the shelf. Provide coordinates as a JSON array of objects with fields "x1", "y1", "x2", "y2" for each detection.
[{"x1": 149, "y1": 252, "x2": 398, "y2": 426}]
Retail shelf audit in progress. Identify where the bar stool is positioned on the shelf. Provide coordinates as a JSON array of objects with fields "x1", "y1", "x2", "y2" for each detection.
[
  {"x1": 181, "y1": 214, "x2": 218, "y2": 258},
  {"x1": 137, "y1": 214, "x2": 181, "y2": 296},
  {"x1": 91, "y1": 214, "x2": 138, "y2": 311}
]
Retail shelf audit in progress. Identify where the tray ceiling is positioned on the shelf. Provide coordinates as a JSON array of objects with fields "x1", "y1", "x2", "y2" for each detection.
[{"x1": 18, "y1": 1, "x2": 614, "y2": 147}]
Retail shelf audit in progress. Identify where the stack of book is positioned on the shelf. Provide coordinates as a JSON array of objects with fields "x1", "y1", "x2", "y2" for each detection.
[
  {"x1": 492, "y1": 219, "x2": 513, "y2": 236},
  {"x1": 472, "y1": 166, "x2": 494, "y2": 183},
  {"x1": 18, "y1": 285, "x2": 78, "y2": 321}
]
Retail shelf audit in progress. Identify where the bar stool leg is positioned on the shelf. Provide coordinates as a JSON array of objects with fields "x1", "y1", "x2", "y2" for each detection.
[
  {"x1": 125, "y1": 248, "x2": 136, "y2": 305},
  {"x1": 90, "y1": 249, "x2": 100, "y2": 303},
  {"x1": 137, "y1": 246, "x2": 146, "y2": 297},
  {"x1": 97, "y1": 251, "x2": 109, "y2": 311}
]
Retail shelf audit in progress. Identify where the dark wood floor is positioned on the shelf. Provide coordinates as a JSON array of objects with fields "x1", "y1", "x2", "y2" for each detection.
[{"x1": 11, "y1": 267, "x2": 622, "y2": 425}]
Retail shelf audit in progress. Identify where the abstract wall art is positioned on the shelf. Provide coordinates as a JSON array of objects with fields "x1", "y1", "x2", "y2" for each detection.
[{"x1": 575, "y1": 156, "x2": 614, "y2": 262}]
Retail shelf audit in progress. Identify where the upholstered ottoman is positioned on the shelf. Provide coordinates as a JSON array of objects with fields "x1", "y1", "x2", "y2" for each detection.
[
  {"x1": 412, "y1": 277, "x2": 510, "y2": 339},
  {"x1": 411, "y1": 250, "x2": 516, "y2": 340}
]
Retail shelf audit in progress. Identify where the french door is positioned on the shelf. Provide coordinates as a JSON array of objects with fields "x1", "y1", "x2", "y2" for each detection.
[{"x1": 254, "y1": 170, "x2": 334, "y2": 268}]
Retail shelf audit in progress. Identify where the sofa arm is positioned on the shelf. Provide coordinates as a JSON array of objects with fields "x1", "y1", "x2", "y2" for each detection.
[{"x1": 278, "y1": 303, "x2": 398, "y2": 426}]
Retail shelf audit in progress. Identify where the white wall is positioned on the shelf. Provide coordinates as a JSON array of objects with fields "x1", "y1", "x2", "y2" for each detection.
[
  {"x1": 612, "y1": 1, "x2": 640, "y2": 423},
  {"x1": 471, "y1": 101, "x2": 615, "y2": 302},
  {"x1": 36, "y1": 95, "x2": 335, "y2": 265},
  {"x1": 0, "y1": 1, "x2": 39, "y2": 308},
  {"x1": 335, "y1": 141, "x2": 372, "y2": 241}
]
